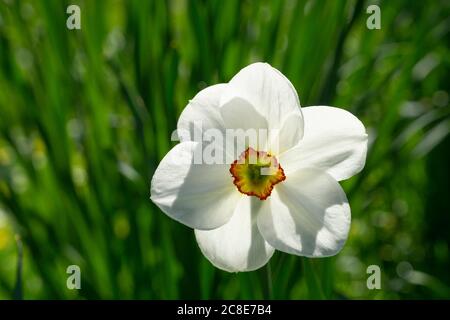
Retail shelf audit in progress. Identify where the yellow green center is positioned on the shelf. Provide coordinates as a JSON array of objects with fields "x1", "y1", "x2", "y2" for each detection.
[{"x1": 230, "y1": 147, "x2": 286, "y2": 200}]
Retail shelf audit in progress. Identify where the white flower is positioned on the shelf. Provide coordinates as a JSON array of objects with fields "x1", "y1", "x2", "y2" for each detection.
[{"x1": 150, "y1": 62, "x2": 368, "y2": 272}]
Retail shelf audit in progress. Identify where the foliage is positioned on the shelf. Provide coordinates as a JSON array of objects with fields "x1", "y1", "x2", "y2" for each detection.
[{"x1": 0, "y1": 0, "x2": 449, "y2": 299}]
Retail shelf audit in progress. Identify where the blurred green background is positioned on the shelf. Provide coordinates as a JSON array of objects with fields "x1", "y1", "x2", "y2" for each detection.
[{"x1": 0, "y1": 0, "x2": 449, "y2": 299}]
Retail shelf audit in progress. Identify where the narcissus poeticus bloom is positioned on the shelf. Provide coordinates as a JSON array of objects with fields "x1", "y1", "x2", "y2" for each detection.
[{"x1": 150, "y1": 62, "x2": 368, "y2": 272}]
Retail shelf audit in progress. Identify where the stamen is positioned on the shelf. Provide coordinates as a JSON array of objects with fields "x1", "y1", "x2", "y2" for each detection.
[{"x1": 229, "y1": 147, "x2": 286, "y2": 200}]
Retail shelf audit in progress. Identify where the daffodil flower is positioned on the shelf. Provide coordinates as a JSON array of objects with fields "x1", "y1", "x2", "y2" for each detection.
[{"x1": 150, "y1": 63, "x2": 368, "y2": 272}]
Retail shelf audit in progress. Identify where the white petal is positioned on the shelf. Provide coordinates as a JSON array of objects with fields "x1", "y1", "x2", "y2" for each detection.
[
  {"x1": 220, "y1": 96, "x2": 268, "y2": 132},
  {"x1": 221, "y1": 62, "x2": 303, "y2": 134},
  {"x1": 177, "y1": 84, "x2": 227, "y2": 142},
  {"x1": 150, "y1": 141, "x2": 239, "y2": 230},
  {"x1": 195, "y1": 196, "x2": 274, "y2": 272},
  {"x1": 257, "y1": 168, "x2": 350, "y2": 257},
  {"x1": 269, "y1": 111, "x2": 304, "y2": 154},
  {"x1": 220, "y1": 96, "x2": 269, "y2": 154},
  {"x1": 280, "y1": 106, "x2": 368, "y2": 181}
]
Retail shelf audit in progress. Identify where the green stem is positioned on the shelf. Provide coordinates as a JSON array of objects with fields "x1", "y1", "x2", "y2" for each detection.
[
  {"x1": 266, "y1": 261, "x2": 274, "y2": 299},
  {"x1": 13, "y1": 235, "x2": 23, "y2": 300},
  {"x1": 302, "y1": 258, "x2": 325, "y2": 300}
]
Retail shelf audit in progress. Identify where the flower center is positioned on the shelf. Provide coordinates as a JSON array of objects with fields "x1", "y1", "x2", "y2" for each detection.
[{"x1": 230, "y1": 147, "x2": 286, "y2": 200}]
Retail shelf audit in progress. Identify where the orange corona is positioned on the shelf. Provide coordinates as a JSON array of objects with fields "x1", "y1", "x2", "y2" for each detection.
[{"x1": 230, "y1": 147, "x2": 286, "y2": 200}]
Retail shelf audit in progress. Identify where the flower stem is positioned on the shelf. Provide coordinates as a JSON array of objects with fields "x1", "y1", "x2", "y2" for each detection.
[
  {"x1": 302, "y1": 258, "x2": 325, "y2": 299},
  {"x1": 13, "y1": 235, "x2": 23, "y2": 300},
  {"x1": 266, "y1": 261, "x2": 274, "y2": 299}
]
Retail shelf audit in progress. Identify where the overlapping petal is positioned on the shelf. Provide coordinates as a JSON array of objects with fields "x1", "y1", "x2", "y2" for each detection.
[
  {"x1": 257, "y1": 168, "x2": 350, "y2": 257},
  {"x1": 220, "y1": 63, "x2": 304, "y2": 149},
  {"x1": 269, "y1": 111, "x2": 304, "y2": 154},
  {"x1": 195, "y1": 196, "x2": 274, "y2": 272},
  {"x1": 280, "y1": 106, "x2": 368, "y2": 181},
  {"x1": 177, "y1": 84, "x2": 227, "y2": 142},
  {"x1": 150, "y1": 141, "x2": 240, "y2": 230}
]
